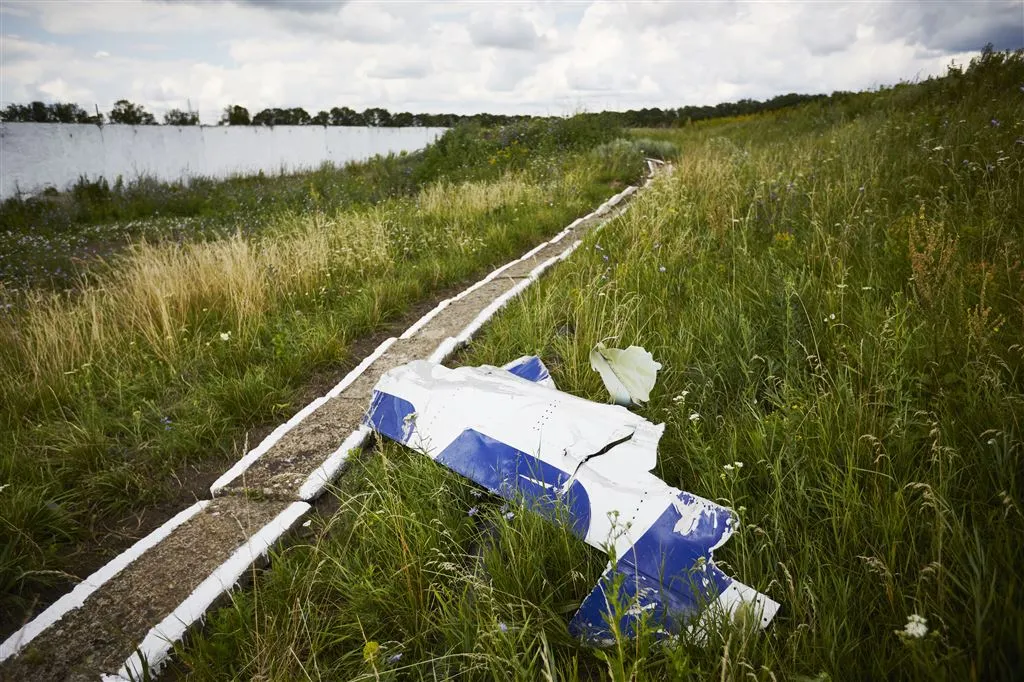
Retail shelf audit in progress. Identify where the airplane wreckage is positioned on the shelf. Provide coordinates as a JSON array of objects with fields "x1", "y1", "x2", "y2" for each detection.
[{"x1": 363, "y1": 353, "x2": 780, "y2": 644}]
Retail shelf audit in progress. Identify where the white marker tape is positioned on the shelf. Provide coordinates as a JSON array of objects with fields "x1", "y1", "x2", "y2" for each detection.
[
  {"x1": 210, "y1": 337, "x2": 396, "y2": 494},
  {"x1": 298, "y1": 425, "x2": 373, "y2": 500},
  {"x1": 325, "y1": 337, "x2": 397, "y2": 399},
  {"x1": 106, "y1": 501, "x2": 310, "y2": 681},
  {"x1": 1, "y1": 500, "x2": 209, "y2": 663}
]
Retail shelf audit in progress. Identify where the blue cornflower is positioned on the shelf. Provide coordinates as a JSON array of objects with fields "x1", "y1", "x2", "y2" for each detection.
[{"x1": 468, "y1": 506, "x2": 478, "y2": 517}]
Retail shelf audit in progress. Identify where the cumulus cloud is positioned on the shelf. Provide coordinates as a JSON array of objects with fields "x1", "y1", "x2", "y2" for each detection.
[
  {"x1": 469, "y1": 9, "x2": 539, "y2": 50},
  {"x1": 872, "y1": 0, "x2": 1024, "y2": 52},
  {"x1": 230, "y1": 0, "x2": 347, "y2": 13},
  {"x1": 0, "y1": 0, "x2": 1017, "y2": 124},
  {"x1": 367, "y1": 55, "x2": 431, "y2": 80}
]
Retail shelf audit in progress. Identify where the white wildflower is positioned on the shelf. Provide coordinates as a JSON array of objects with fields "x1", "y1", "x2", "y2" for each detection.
[
  {"x1": 673, "y1": 390, "x2": 690, "y2": 403},
  {"x1": 689, "y1": 412, "x2": 701, "y2": 423},
  {"x1": 898, "y1": 613, "x2": 928, "y2": 639},
  {"x1": 723, "y1": 464, "x2": 735, "y2": 472},
  {"x1": 220, "y1": 331, "x2": 231, "y2": 341}
]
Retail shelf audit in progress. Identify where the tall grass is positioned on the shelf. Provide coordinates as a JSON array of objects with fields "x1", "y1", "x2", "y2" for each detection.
[
  {"x1": 0, "y1": 120, "x2": 640, "y2": 625},
  {"x1": 181, "y1": 50, "x2": 1024, "y2": 680}
]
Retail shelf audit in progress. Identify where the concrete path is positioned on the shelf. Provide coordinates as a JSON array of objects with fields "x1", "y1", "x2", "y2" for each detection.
[{"x1": 0, "y1": 160, "x2": 664, "y2": 681}]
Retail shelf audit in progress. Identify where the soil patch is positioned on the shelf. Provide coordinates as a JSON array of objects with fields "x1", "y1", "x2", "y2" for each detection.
[{"x1": 0, "y1": 497, "x2": 289, "y2": 682}]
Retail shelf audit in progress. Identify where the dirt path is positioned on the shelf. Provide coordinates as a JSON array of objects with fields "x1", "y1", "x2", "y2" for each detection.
[{"x1": 0, "y1": 162, "x2": 663, "y2": 681}]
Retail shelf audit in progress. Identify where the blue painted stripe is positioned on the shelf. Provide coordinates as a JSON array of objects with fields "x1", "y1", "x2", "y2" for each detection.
[{"x1": 502, "y1": 355, "x2": 551, "y2": 385}]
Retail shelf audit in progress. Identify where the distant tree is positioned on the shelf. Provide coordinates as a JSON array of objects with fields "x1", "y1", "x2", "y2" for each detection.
[
  {"x1": 391, "y1": 111, "x2": 414, "y2": 127},
  {"x1": 220, "y1": 104, "x2": 251, "y2": 125},
  {"x1": 164, "y1": 108, "x2": 200, "y2": 125},
  {"x1": 253, "y1": 108, "x2": 283, "y2": 126},
  {"x1": 30, "y1": 101, "x2": 51, "y2": 122},
  {"x1": 311, "y1": 110, "x2": 329, "y2": 126},
  {"x1": 109, "y1": 99, "x2": 156, "y2": 125},
  {"x1": 329, "y1": 106, "x2": 362, "y2": 126},
  {"x1": 361, "y1": 107, "x2": 392, "y2": 127},
  {"x1": 287, "y1": 107, "x2": 311, "y2": 125},
  {"x1": 2, "y1": 101, "x2": 103, "y2": 124},
  {"x1": 252, "y1": 107, "x2": 312, "y2": 126},
  {"x1": 50, "y1": 102, "x2": 83, "y2": 122}
]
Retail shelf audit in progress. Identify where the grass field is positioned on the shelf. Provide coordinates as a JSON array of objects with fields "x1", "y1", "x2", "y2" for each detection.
[
  {"x1": 0, "y1": 117, "x2": 656, "y2": 628},
  {"x1": 178, "y1": 50, "x2": 1023, "y2": 680}
]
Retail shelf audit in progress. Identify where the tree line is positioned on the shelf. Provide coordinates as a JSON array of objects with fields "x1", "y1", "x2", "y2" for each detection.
[{"x1": 1, "y1": 92, "x2": 833, "y2": 128}]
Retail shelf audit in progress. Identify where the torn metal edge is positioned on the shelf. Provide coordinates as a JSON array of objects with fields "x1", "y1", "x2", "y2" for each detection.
[
  {"x1": 209, "y1": 337, "x2": 396, "y2": 495},
  {"x1": 103, "y1": 501, "x2": 311, "y2": 682},
  {"x1": 0, "y1": 500, "x2": 210, "y2": 663}
]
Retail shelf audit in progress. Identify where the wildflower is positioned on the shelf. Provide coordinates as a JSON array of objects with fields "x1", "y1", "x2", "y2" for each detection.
[
  {"x1": 161, "y1": 416, "x2": 173, "y2": 431},
  {"x1": 723, "y1": 464, "x2": 735, "y2": 472},
  {"x1": 673, "y1": 391, "x2": 690, "y2": 403},
  {"x1": 220, "y1": 331, "x2": 231, "y2": 341},
  {"x1": 504, "y1": 511, "x2": 515, "y2": 521},
  {"x1": 689, "y1": 412, "x2": 701, "y2": 423},
  {"x1": 658, "y1": 265, "x2": 666, "y2": 272},
  {"x1": 990, "y1": 118, "x2": 1000, "y2": 127},
  {"x1": 859, "y1": 186, "x2": 865, "y2": 192},
  {"x1": 734, "y1": 461, "x2": 744, "y2": 468},
  {"x1": 898, "y1": 613, "x2": 928, "y2": 639},
  {"x1": 932, "y1": 145, "x2": 944, "y2": 151},
  {"x1": 387, "y1": 653, "x2": 403, "y2": 664},
  {"x1": 468, "y1": 506, "x2": 479, "y2": 516},
  {"x1": 988, "y1": 438, "x2": 997, "y2": 446},
  {"x1": 498, "y1": 622, "x2": 509, "y2": 633}
]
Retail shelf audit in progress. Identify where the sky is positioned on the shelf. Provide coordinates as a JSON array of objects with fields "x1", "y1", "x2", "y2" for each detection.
[{"x1": 1, "y1": 0, "x2": 1022, "y2": 124}]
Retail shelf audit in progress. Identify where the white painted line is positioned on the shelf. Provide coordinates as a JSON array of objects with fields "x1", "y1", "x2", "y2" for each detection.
[
  {"x1": 0, "y1": 500, "x2": 210, "y2": 663},
  {"x1": 298, "y1": 426, "x2": 373, "y2": 500},
  {"x1": 399, "y1": 224, "x2": 580, "y2": 342},
  {"x1": 437, "y1": 184, "x2": 642, "y2": 360},
  {"x1": 399, "y1": 298, "x2": 451, "y2": 339},
  {"x1": 325, "y1": 337, "x2": 397, "y2": 399},
  {"x1": 210, "y1": 182, "x2": 646, "y2": 498},
  {"x1": 210, "y1": 397, "x2": 328, "y2": 496},
  {"x1": 210, "y1": 337, "x2": 396, "y2": 494},
  {"x1": 108, "y1": 501, "x2": 311, "y2": 681},
  {"x1": 428, "y1": 336, "x2": 461, "y2": 364},
  {"x1": 455, "y1": 276, "x2": 536, "y2": 344}
]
